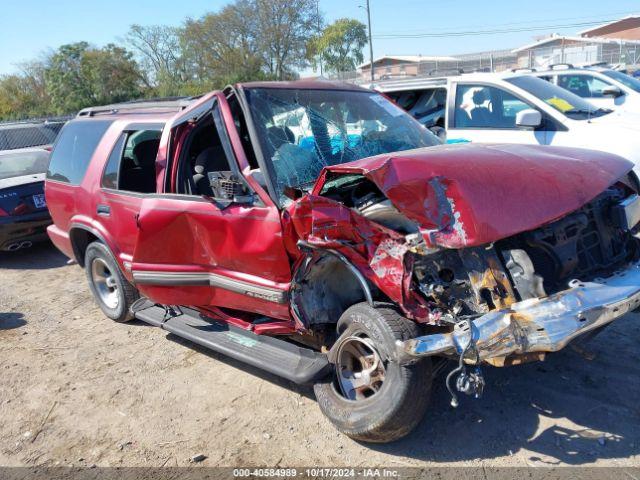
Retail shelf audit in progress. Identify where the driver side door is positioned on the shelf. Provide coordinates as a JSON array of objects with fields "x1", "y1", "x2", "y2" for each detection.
[{"x1": 129, "y1": 95, "x2": 293, "y2": 321}]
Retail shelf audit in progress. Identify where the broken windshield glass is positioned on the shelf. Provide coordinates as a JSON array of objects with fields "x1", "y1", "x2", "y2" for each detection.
[{"x1": 244, "y1": 88, "x2": 440, "y2": 205}]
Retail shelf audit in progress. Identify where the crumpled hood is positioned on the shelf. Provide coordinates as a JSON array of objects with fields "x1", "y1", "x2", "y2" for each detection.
[{"x1": 314, "y1": 143, "x2": 633, "y2": 248}]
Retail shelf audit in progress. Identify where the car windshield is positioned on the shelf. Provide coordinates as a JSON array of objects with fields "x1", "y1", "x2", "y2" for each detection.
[
  {"x1": 244, "y1": 88, "x2": 440, "y2": 204},
  {"x1": 506, "y1": 76, "x2": 610, "y2": 120},
  {"x1": 602, "y1": 70, "x2": 640, "y2": 93},
  {"x1": 0, "y1": 150, "x2": 50, "y2": 181}
]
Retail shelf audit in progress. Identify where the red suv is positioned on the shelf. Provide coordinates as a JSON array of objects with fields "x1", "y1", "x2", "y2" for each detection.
[{"x1": 46, "y1": 82, "x2": 640, "y2": 442}]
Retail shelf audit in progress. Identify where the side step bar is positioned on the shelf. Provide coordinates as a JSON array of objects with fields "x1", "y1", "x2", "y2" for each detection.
[{"x1": 134, "y1": 305, "x2": 330, "y2": 384}]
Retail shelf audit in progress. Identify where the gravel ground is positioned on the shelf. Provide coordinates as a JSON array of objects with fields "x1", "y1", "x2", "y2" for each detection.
[{"x1": 1, "y1": 242, "x2": 639, "y2": 468}]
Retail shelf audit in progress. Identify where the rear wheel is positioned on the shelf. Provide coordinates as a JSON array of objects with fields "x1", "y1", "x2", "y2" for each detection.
[
  {"x1": 314, "y1": 302, "x2": 433, "y2": 443},
  {"x1": 85, "y1": 242, "x2": 138, "y2": 322}
]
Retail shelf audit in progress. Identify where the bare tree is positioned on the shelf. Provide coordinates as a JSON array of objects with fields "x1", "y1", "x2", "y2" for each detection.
[{"x1": 126, "y1": 24, "x2": 187, "y2": 95}]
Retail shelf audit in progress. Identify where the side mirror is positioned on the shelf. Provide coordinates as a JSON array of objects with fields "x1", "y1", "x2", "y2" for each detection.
[
  {"x1": 515, "y1": 109, "x2": 542, "y2": 128},
  {"x1": 602, "y1": 85, "x2": 623, "y2": 98},
  {"x1": 208, "y1": 171, "x2": 254, "y2": 207}
]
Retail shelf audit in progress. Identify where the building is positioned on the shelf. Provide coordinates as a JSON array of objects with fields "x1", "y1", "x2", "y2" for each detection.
[
  {"x1": 580, "y1": 15, "x2": 640, "y2": 41},
  {"x1": 358, "y1": 55, "x2": 458, "y2": 81}
]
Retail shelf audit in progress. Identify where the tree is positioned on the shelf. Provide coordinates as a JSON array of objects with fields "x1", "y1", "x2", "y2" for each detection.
[
  {"x1": 254, "y1": 0, "x2": 320, "y2": 80},
  {"x1": 45, "y1": 42, "x2": 143, "y2": 114},
  {"x1": 126, "y1": 24, "x2": 188, "y2": 96},
  {"x1": 307, "y1": 18, "x2": 367, "y2": 74},
  {"x1": 0, "y1": 59, "x2": 53, "y2": 120},
  {"x1": 181, "y1": 1, "x2": 267, "y2": 89}
]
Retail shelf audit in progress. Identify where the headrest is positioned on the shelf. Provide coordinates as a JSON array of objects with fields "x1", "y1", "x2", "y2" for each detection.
[
  {"x1": 472, "y1": 90, "x2": 487, "y2": 106},
  {"x1": 194, "y1": 165, "x2": 205, "y2": 175}
]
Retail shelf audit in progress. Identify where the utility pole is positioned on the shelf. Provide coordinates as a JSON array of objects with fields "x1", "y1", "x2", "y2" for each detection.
[
  {"x1": 365, "y1": 0, "x2": 374, "y2": 82},
  {"x1": 317, "y1": 0, "x2": 323, "y2": 77}
]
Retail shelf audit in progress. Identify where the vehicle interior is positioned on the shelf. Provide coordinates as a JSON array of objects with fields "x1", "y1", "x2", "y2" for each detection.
[
  {"x1": 118, "y1": 131, "x2": 162, "y2": 193},
  {"x1": 387, "y1": 88, "x2": 446, "y2": 127}
]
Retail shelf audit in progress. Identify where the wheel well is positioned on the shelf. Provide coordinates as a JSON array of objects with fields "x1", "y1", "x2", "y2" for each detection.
[
  {"x1": 293, "y1": 253, "x2": 375, "y2": 327},
  {"x1": 69, "y1": 228, "x2": 100, "y2": 267}
]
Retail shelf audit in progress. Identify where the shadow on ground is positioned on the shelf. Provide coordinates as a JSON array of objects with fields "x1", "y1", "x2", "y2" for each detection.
[
  {"x1": 0, "y1": 312, "x2": 26, "y2": 330},
  {"x1": 165, "y1": 312, "x2": 640, "y2": 465},
  {"x1": 0, "y1": 241, "x2": 68, "y2": 270}
]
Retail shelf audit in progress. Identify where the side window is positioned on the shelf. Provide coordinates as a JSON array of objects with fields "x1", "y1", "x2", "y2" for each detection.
[
  {"x1": 177, "y1": 107, "x2": 237, "y2": 196},
  {"x1": 557, "y1": 74, "x2": 612, "y2": 98},
  {"x1": 47, "y1": 120, "x2": 113, "y2": 184},
  {"x1": 100, "y1": 129, "x2": 161, "y2": 194},
  {"x1": 454, "y1": 84, "x2": 533, "y2": 129}
]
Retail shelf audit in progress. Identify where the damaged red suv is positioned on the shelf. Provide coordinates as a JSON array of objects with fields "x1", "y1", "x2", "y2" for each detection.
[{"x1": 46, "y1": 82, "x2": 640, "y2": 442}]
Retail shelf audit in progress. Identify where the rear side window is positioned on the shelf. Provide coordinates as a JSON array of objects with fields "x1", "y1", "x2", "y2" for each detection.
[
  {"x1": 100, "y1": 129, "x2": 161, "y2": 193},
  {"x1": 47, "y1": 120, "x2": 113, "y2": 184}
]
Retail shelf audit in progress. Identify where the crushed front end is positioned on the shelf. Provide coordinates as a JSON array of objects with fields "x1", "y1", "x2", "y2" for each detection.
[{"x1": 401, "y1": 183, "x2": 640, "y2": 366}]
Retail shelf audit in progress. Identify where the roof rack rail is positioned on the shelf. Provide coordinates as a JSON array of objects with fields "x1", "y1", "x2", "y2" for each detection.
[
  {"x1": 426, "y1": 68, "x2": 464, "y2": 77},
  {"x1": 511, "y1": 67, "x2": 537, "y2": 73},
  {"x1": 77, "y1": 96, "x2": 201, "y2": 117},
  {"x1": 549, "y1": 63, "x2": 574, "y2": 70}
]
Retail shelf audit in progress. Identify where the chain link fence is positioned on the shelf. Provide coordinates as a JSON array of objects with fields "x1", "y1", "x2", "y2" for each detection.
[{"x1": 329, "y1": 40, "x2": 640, "y2": 84}]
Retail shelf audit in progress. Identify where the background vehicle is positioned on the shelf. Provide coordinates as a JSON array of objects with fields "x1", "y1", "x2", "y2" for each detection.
[
  {"x1": 0, "y1": 147, "x2": 52, "y2": 251},
  {"x1": 375, "y1": 72, "x2": 640, "y2": 172},
  {"x1": 46, "y1": 83, "x2": 640, "y2": 443},
  {"x1": 530, "y1": 64, "x2": 640, "y2": 113}
]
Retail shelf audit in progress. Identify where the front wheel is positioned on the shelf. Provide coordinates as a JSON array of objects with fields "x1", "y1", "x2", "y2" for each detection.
[
  {"x1": 314, "y1": 303, "x2": 433, "y2": 443},
  {"x1": 85, "y1": 242, "x2": 138, "y2": 323}
]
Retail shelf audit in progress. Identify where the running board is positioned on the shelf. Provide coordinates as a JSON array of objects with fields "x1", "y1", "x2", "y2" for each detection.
[{"x1": 134, "y1": 305, "x2": 330, "y2": 384}]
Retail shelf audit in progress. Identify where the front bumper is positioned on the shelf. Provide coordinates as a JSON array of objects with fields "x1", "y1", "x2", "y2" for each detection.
[{"x1": 400, "y1": 260, "x2": 640, "y2": 363}]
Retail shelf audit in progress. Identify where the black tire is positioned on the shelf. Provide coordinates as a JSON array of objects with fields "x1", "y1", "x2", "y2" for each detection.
[
  {"x1": 314, "y1": 302, "x2": 433, "y2": 443},
  {"x1": 85, "y1": 241, "x2": 138, "y2": 323}
]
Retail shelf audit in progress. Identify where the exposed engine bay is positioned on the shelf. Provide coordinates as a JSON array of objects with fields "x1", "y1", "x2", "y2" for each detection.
[{"x1": 320, "y1": 174, "x2": 640, "y2": 325}]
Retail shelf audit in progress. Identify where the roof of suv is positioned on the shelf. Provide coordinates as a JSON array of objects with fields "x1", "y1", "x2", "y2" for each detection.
[
  {"x1": 237, "y1": 80, "x2": 368, "y2": 92},
  {"x1": 77, "y1": 97, "x2": 200, "y2": 118}
]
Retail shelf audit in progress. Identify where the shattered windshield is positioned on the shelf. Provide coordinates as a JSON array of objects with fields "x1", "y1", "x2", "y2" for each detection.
[{"x1": 244, "y1": 88, "x2": 440, "y2": 204}]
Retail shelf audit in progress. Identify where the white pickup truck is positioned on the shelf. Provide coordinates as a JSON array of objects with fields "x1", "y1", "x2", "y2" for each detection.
[{"x1": 374, "y1": 72, "x2": 640, "y2": 171}]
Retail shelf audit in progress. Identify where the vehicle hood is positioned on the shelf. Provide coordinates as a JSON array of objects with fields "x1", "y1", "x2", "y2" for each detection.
[
  {"x1": 315, "y1": 143, "x2": 633, "y2": 248},
  {"x1": 587, "y1": 110, "x2": 640, "y2": 130}
]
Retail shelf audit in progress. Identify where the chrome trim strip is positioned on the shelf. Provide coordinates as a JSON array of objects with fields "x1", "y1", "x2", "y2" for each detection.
[{"x1": 132, "y1": 271, "x2": 287, "y2": 304}]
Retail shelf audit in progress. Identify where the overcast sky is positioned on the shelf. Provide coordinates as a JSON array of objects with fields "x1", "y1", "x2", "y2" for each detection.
[{"x1": 0, "y1": 0, "x2": 638, "y2": 75}]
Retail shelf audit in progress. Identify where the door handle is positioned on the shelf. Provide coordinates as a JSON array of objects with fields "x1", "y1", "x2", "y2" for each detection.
[{"x1": 97, "y1": 204, "x2": 111, "y2": 216}]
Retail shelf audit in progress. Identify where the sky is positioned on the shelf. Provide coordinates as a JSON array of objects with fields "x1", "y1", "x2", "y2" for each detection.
[{"x1": 0, "y1": 0, "x2": 639, "y2": 75}]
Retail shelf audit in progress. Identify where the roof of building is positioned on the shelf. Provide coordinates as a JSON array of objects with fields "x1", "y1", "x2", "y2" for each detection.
[
  {"x1": 578, "y1": 15, "x2": 640, "y2": 36},
  {"x1": 512, "y1": 34, "x2": 640, "y2": 53},
  {"x1": 357, "y1": 55, "x2": 459, "y2": 69}
]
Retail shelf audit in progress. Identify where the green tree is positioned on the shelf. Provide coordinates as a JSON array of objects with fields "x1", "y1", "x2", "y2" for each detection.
[
  {"x1": 181, "y1": 0, "x2": 267, "y2": 89},
  {"x1": 307, "y1": 18, "x2": 367, "y2": 74},
  {"x1": 255, "y1": 0, "x2": 319, "y2": 80},
  {"x1": 45, "y1": 42, "x2": 143, "y2": 114}
]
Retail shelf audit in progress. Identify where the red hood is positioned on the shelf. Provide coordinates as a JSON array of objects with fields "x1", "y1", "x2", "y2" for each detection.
[{"x1": 314, "y1": 143, "x2": 633, "y2": 248}]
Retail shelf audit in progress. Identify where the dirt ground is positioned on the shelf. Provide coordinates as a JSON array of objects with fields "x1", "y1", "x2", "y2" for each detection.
[{"x1": 1, "y1": 242, "x2": 639, "y2": 468}]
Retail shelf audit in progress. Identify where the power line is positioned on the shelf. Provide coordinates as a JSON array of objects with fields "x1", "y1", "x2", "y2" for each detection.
[
  {"x1": 372, "y1": 10, "x2": 637, "y2": 35},
  {"x1": 373, "y1": 19, "x2": 625, "y2": 39}
]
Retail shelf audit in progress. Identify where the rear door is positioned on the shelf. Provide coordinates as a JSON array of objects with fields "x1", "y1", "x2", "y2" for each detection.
[
  {"x1": 446, "y1": 81, "x2": 549, "y2": 145},
  {"x1": 129, "y1": 94, "x2": 292, "y2": 321}
]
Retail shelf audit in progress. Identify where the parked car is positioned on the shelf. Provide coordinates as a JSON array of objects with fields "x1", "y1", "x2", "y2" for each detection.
[
  {"x1": 46, "y1": 82, "x2": 640, "y2": 443},
  {"x1": 0, "y1": 147, "x2": 52, "y2": 251},
  {"x1": 0, "y1": 119, "x2": 66, "y2": 151},
  {"x1": 528, "y1": 64, "x2": 640, "y2": 114},
  {"x1": 375, "y1": 72, "x2": 640, "y2": 172}
]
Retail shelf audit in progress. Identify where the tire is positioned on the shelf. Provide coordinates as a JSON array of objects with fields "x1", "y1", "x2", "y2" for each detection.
[
  {"x1": 314, "y1": 302, "x2": 433, "y2": 443},
  {"x1": 85, "y1": 241, "x2": 138, "y2": 323}
]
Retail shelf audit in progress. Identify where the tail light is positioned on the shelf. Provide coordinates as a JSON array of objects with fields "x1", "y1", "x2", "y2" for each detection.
[{"x1": 0, "y1": 206, "x2": 8, "y2": 217}]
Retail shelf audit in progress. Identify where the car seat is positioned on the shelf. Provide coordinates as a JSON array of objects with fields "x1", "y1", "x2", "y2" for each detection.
[
  {"x1": 470, "y1": 90, "x2": 492, "y2": 126},
  {"x1": 193, "y1": 145, "x2": 229, "y2": 195},
  {"x1": 119, "y1": 138, "x2": 160, "y2": 193}
]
